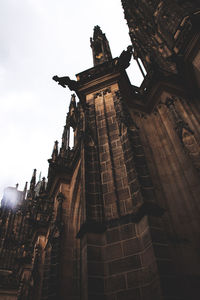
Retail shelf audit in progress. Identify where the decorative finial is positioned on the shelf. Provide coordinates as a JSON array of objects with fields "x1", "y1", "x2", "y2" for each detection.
[
  {"x1": 52, "y1": 141, "x2": 58, "y2": 162},
  {"x1": 93, "y1": 25, "x2": 103, "y2": 38},
  {"x1": 30, "y1": 169, "x2": 37, "y2": 191},
  {"x1": 71, "y1": 94, "x2": 76, "y2": 102},
  {"x1": 39, "y1": 177, "x2": 46, "y2": 194},
  {"x1": 23, "y1": 182, "x2": 28, "y2": 193}
]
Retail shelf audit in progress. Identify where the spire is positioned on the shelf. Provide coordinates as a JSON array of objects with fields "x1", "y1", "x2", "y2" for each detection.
[
  {"x1": 21, "y1": 182, "x2": 28, "y2": 205},
  {"x1": 23, "y1": 182, "x2": 28, "y2": 194},
  {"x1": 71, "y1": 93, "x2": 76, "y2": 103},
  {"x1": 52, "y1": 141, "x2": 58, "y2": 162},
  {"x1": 61, "y1": 125, "x2": 69, "y2": 154},
  {"x1": 68, "y1": 94, "x2": 77, "y2": 129},
  {"x1": 69, "y1": 94, "x2": 76, "y2": 115},
  {"x1": 30, "y1": 169, "x2": 36, "y2": 191},
  {"x1": 39, "y1": 177, "x2": 46, "y2": 194},
  {"x1": 90, "y1": 25, "x2": 112, "y2": 66}
]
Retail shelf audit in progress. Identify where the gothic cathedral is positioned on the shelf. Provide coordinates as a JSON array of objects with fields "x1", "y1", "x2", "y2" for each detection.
[{"x1": 0, "y1": 1, "x2": 200, "y2": 299}]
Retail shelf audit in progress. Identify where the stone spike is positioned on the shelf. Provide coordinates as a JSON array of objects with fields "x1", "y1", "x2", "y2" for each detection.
[
  {"x1": 39, "y1": 177, "x2": 46, "y2": 194},
  {"x1": 30, "y1": 169, "x2": 36, "y2": 191},
  {"x1": 51, "y1": 140, "x2": 58, "y2": 162}
]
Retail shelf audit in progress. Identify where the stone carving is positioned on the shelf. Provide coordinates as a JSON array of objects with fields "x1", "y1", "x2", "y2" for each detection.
[
  {"x1": 116, "y1": 45, "x2": 133, "y2": 70},
  {"x1": 114, "y1": 90, "x2": 139, "y2": 135},
  {"x1": 165, "y1": 97, "x2": 200, "y2": 172},
  {"x1": 94, "y1": 88, "x2": 111, "y2": 98},
  {"x1": 52, "y1": 75, "x2": 78, "y2": 91}
]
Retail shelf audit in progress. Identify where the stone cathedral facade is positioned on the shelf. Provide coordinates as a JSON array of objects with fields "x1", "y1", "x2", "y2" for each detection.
[{"x1": 0, "y1": 1, "x2": 200, "y2": 299}]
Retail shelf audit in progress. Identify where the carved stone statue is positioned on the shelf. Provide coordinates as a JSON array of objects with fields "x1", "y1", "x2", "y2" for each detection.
[
  {"x1": 52, "y1": 75, "x2": 78, "y2": 91},
  {"x1": 116, "y1": 45, "x2": 133, "y2": 70}
]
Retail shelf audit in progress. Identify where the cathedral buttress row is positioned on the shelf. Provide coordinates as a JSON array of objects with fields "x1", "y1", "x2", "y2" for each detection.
[{"x1": 0, "y1": 1, "x2": 200, "y2": 299}]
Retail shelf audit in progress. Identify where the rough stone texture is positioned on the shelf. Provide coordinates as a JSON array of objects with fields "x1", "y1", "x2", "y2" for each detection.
[
  {"x1": 130, "y1": 95, "x2": 200, "y2": 299},
  {"x1": 0, "y1": 292, "x2": 17, "y2": 300},
  {"x1": 0, "y1": 2, "x2": 200, "y2": 300}
]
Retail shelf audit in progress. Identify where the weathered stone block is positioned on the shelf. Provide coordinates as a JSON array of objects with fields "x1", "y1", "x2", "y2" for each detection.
[
  {"x1": 105, "y1": 274, "x2": 126, "y2": 293},
  {"x1": 88, "y1": 277, "x2": 104, "y2": 293},
  {"x1": 109, "y1": 255, "x2": 141, "y2": 275},
  {"x1": 141, "y1": 228, "x2": 152, "y2": 249},
  {"x1": 141, "y1": 245, "x2": 155, "y2": 266},
  {"x1": 87, "y1": 233, "x2": 106, "y2": 246},
  {"x1": 136, "y1": 216, "x2": 149, "y2": 236},
  {"x1": 117, "y1": 188, "x2": 130, "y2": 200},
  {"x1": 106, "y1": 228, "x2": 120, "y2": 244},
  {"x1": 106, "y1": 243, "x2": 123, "y2": 260},
  {"x1": 116, "y1": 287, "x2": 141, "y2": 300},
  {"x1": 150, "y1": 228, "x2": 167, "y2": 243},
  {"x1": 123, "y1": 238, "x2": 141, "y2": 256},
  {"x1": 88, "y1": 245, "x2": 105, "y2": 261},
  {"x1": 88, "y1": 294, "x2": 107, "y2": 300},
  {"x1": 88, "y1": 261, "x2": 108, "y2": 276},
  {"x1": 103, "y1": 192, "x2": 116, "y2": 204},
  {"x1": 120, "y1": 223, "x2": 136, "y2": 240},
  {"x1": 154, "y1": 244, "x2": 170, "y2": 259},
  {"x1": 157, "y1": 259, "x2": 174, "y2": 275}
]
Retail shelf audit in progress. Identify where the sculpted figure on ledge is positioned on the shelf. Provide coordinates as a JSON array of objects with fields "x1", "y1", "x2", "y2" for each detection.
[
  {"x1": 52, "y1": 75, "x2": 78, "y2": 91},
  {"x1": 116, "y1": 45, "x2": 133, "y2": 70}
]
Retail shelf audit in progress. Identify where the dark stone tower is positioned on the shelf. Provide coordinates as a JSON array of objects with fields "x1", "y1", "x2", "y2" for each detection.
[
  {"x1": 0, "y1": 2, "x2": 200, "y2": 300},
  {"x1": 90, "y1": 25, "x2": 112, "y2": 66}
]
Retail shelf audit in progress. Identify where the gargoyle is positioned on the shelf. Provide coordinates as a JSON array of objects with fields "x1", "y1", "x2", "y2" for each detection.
[
  {"x1": 116, "y1": 45, "x2": 133, "y2": 70},
  {"x1": 52, "y1": 75, "x2": 78, "y2": 91}
]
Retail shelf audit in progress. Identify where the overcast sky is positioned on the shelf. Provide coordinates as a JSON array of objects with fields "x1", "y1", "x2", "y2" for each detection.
[{"x1": 0, "y1": 0, "x2": 143, "y2": 198}]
